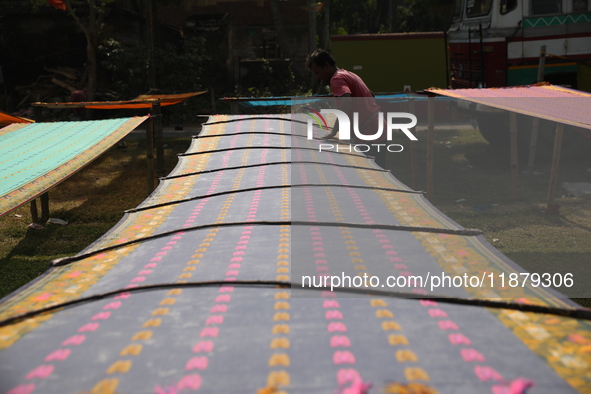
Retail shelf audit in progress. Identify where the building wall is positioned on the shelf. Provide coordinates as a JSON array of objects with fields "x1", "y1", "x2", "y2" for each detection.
[
  {"x1": 156, "y1": 0, "x2": 311, "y2": 90},
  {"x1": 155, "y1": 0, "x2": 310, "y2": 62},
  {"x1": 331, "y1": 33, "x2": 448, "y2": 93}
]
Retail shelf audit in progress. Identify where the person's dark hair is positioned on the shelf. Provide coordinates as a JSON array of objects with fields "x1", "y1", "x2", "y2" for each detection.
[{"x1": 306, "y1": 49, "x2": 336, "y2": 69}]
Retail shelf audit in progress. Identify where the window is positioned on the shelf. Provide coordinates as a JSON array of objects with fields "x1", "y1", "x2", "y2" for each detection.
[
  {"x1": 573, "y1": 0, "x2": 588, "y2": 11},
  {"x1": 530, "y1": 0, "x2": 562, "y2": 15},
  {"x1": 466, "y1": 0, "x2": 493, "y2": 17},
  {"x1": 501, "y1": 0, "x2": 518, "y2": 14},
  {"x1": 252, "y1": 32, "x2": 280, "y2": 59},
  {"x1": 452, "y1": 0, "x2": 464, "y2": 20}
]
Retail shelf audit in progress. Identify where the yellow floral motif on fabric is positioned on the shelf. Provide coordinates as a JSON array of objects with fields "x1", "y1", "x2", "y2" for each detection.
[{"x1": 347, "y1": 153, "x2": 591, "y2": 392}]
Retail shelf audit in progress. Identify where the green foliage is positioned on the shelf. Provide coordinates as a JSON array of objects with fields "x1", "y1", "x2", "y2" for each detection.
[
  {"x1": 396, "y1": 0, "x2": 450, "y2": 32},
  {"x1": 329, "y1": 0, "x2": 451, "y2": 34},
  {"x1": 154, "y1": 37, "x2": 210, "y2": 123},
  {"x1": 26, "y1": 0, "x2": 52, "y2": 11},
  {"x1": 99, "y1": 38, "x2": 150, "y2": 96},
  {"x1": 155, "y1": 36, "x2": 208, "y2": 94},
  {"x1": 27, "y1": 0, "x2": 115, "y2": 25},
  {"x1": 99, "y1": 35, "x2": 210, "y2": 122},
  {"x1": 330, "y1": 0, "x2": 383, "y2": 34},
  {"x1": 99, "y1": 36, "x2": 207, "y2": 97},
  {"x1": 333, "y1": 26, "x2": 349, "y2": 35},
  {"x1": 28, "y1": 0, "x2": 114, "y2": 6},
  {"x1": 242, "y1": 59, "x2": 300, "y2": 98}
]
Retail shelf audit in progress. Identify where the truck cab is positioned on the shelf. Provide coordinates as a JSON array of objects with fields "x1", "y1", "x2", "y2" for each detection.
[{"x1": 447, "y1": 0, "x2": 591, "y2": 89}]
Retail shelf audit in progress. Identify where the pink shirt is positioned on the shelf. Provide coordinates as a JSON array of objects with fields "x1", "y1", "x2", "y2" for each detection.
[
  {"x1": 331, "y1": 69, "x2": 383, "y2": 140},
  {"x1": 330, "y1": 69, "x2": 374, "y2": 98}
]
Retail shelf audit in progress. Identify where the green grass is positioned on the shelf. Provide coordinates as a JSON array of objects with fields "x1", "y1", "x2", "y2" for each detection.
[
  {"x1": 0, "y1": 135, "x2": 192, "y2": 299},
  {"x1": 385, "y1": 126, "x2": 591, "y2": 306}
]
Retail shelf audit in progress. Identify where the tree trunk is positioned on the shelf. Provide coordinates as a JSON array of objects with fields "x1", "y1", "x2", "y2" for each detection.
[
  {"x1": 390, "y1": 0, "x2": 397, "y2": 32},
  {"x1": 63, "y1": 0, "x2": 99, "y2": 103},
  {"x1": 86, "y1": 35, "x2": 97, "y2": 102},
  {"x1": 88, "y1": 0, "x2": 98, "y2": 101},
  {"x1": 269, "y1": 0, "x2": 309, "y2": 84},
  {"x1": 146, "y1": 0, "x2": 157, "y2": 91},
  {"x1": 309, "y1": 0, "x2": 316, "y2": 53},
  {"x1": 322, "y1": 0, "x2": 330, "y2": 50}
]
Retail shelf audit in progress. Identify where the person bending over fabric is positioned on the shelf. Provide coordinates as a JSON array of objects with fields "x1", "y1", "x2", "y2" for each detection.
[{"x1": 306, "y1": 49, "x2": 387, "y2": 167}]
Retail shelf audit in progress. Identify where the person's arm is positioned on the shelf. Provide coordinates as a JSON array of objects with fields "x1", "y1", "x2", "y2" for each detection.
[
  {"x1": 322, "y1": 93, "x2": 352, "y2": 139},
  {"x1": 337, "y1": 92, "x2": 352, "y2": 113}
]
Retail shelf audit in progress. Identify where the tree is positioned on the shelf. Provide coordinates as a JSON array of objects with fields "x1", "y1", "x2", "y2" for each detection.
[
  {"x1": 330, "y1": 0, "x2": 382, "y2": 34},
  {"x1": 269, "y1": 0, "x2": 310, "y2": 84},
  {"x1": 329, "y1": 0, "x2": 451, "y2": 34},
  {"x1": 395, "y1": 0, "x2": 451, "y2": 32},
  {"x1": 41, "y1": 0, "x2": 114, "y2": 102}
]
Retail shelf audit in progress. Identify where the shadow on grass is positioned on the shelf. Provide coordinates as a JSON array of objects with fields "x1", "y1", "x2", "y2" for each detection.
[
  {"x1": 0, "y1": 135, "x2": 193, "y2": 298},
  {"x1": 388, "y1": 126, "x2": 591, "y2": 206},
  {"x1": 385, "y1": 124, "x2": 591, "y2": 307},
  {"x1": 506, "y1": 251, "x2": 591, "y2": 308}
]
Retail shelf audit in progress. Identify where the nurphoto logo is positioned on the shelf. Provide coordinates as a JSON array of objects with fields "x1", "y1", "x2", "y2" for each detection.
[{"x1": 304, "y1": 108, "x2": 418, "y2": 153}]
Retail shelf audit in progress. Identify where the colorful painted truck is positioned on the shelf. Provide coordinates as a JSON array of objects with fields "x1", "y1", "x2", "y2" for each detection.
[
  {"x1": 447, "y1": 0, "x2": 591, "y2": 90},
  {"x1": 447, "y1": 0, "x2": 591, "y2": 156}
]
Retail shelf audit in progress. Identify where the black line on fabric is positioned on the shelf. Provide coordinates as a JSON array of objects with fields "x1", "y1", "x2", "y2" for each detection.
[
  {"x1": 51, "y1": 221, "x2": 482, "y2": 268},
  {"x1": 178, "y1": 146, "x2": 363, "y2": 158},
  {"x1": 162, "y1": 161, "x2": 388, "y2": 181},
  {"x1": 202, "y1": 116, "x2": 309, "y2": 126},
  {"x1": 1, "y1": 280, "x2": 589, "y2": 328},
  {"x1": 125, "y1": 184, "x2": 424, "y2": 214},
  {"x1": 193, "y1": 131, "x2": 319, "y2": 140}
]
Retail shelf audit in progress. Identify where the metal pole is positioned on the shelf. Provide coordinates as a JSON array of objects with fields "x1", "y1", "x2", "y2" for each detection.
[
  {"x1": 545, "y1": 123, "x2": 564, "y2": 214},
  {"x1": 509, "y1": 112, "x2": 519, "y2": 200},
  {"x1": 426, "y1": 96, "x2": 435, "y2": 200},
  {"x1": 31, "y1": 106, "x2": 44, "y2": 223},
  {"x1": 468, "y1": 29, "x2": 472, "y2": 88},
  {"x1": 40, "y1": 192, "x2": 50, "y2": 223},
  {"x1": 30, "y1": 199, "x2": 39, "y2": 224},
  {"x1": 153, "y1": 102, "x2": 165, "y2": 177},
  {"x1": 210, "y1": 89, "x2": 217, "y2": 114},
  {"x1": 479, "y1": 23, "x2": 485, "y2": 87},
  {"x1": 146, "y1": 116, "x2": 155, "y2": 195},
  {"x1": 528, "y1": 45, "x2": 547, "y2": 171},
  {"x1": 34, "y1": 106, "x2": 43, "y2": 122},
  {"x1": 444, "y1": 31, "x2": 450, "y2": 88},
  {"x1": 537, "y1": 45, "x2": 546, "y2": 83},
  {"x1": 409, "y1": 97, "x2": 419, "y2": 190},
  {"x1": 527, "y1": 117, "x2": 540, "y2": 171}
]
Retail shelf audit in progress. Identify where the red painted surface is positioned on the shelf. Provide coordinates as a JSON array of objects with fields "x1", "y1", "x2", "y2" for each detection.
[
  {"x1": 449, "y1": 40, "x2": 507, "y2": 88},
  {"x1": 332, "y1": 32, "x2": 445, "y2": 41}
]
